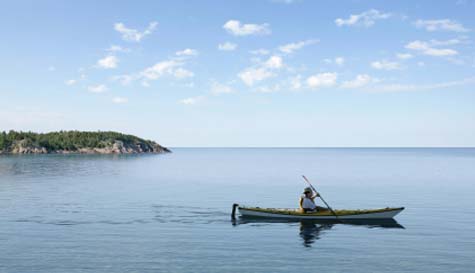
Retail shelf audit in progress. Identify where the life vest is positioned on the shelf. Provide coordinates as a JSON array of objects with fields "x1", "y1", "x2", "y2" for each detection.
[{"x1": 300, "y1": 195, "x2": 317, "y2": 212}]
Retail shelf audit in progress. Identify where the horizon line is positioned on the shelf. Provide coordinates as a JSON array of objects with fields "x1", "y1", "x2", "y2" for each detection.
[{"x1": 167, "y1": 146, "x2": 475, "y2": 149}]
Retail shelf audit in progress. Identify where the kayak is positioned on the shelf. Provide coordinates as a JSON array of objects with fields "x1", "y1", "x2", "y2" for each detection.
[{"x1": 235, "y1": 204, "x2": 404, "y2": 220}]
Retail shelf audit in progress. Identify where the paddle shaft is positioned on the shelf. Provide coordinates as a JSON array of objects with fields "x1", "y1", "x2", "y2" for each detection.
[{"x1": 302, "y1": 175, "x2": 340, "y2": 220}]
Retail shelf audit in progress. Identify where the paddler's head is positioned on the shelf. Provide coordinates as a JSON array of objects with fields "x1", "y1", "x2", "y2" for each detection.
[{"x1": 303, "y1": 187, "x2": 312, "y2": 197}]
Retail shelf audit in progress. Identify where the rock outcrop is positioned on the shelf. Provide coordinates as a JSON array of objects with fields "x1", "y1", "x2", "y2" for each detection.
[{"x1": 10, "y1": 139, "x2": 48, "y2": 154}]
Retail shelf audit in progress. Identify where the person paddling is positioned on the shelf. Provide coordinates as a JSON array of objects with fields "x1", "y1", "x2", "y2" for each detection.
[{"x1": 300, "y1": 187, "x2": 327, "y2": 213}]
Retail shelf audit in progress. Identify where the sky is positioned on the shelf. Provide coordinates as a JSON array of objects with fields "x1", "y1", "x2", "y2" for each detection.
[{"x1": 0, "y1": 0, "x2": 474, "y2": 147}]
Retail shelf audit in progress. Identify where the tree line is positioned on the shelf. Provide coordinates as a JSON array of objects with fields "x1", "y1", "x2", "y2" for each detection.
[{"x1": 0, "y1": 130, "x2": 158, "y2": 152}]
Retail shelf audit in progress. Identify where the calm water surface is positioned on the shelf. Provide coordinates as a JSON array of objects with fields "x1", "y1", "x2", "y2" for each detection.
[{"x1": 1, "y1": 148, "x2": 474, "y2": 272}]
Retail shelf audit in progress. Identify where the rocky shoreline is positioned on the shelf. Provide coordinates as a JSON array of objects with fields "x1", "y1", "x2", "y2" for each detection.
[
  {"x1": 0, "y1": 131, "x2": 171, "y2": 155},
  {"x1": 0, "y1": 140, "x2": 171, "y2": 155}
]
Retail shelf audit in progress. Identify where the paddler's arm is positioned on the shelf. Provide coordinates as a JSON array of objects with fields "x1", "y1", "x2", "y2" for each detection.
[{"x1": 311, "y1": 191, "x2": 320, "y2": 199}]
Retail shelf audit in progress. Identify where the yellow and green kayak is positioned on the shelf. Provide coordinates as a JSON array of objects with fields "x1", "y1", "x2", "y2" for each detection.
[{"x1": 236, "y1": 205, "x2": 404, "y2": 220}]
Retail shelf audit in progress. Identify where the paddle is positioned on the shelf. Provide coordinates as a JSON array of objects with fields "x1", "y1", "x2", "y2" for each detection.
[{"x1": 302, "y1": 175, "x2": 340, "y2": 221}]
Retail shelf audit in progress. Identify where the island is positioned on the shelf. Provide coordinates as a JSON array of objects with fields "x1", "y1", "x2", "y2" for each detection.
[{"x1": 0, "y1": 130, "x2": 171, "y2": 154}]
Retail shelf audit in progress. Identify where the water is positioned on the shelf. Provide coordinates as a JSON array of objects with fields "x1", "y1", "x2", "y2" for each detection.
[{"x1": 1, "y1": 148, "x2": 474, "y2": 272}]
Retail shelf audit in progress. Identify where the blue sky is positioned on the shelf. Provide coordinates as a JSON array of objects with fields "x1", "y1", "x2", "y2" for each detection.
[{"x1": 1, "y1": 0, "x2": 474, "y2": 147}]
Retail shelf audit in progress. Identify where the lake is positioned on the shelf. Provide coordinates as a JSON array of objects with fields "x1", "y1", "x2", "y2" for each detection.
[{"x1": 1, "y1": 148, "x2": 474, "y2": 272}]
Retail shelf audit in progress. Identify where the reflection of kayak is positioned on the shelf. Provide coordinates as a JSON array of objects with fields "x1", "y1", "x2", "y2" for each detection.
[
  {"x1": 234, "y1": 204, "x2": 404, "y2": 220},
  {"x1": 232, "y1": 218, "x2": 404, "y2": 247},
  {"x1": 234, "y1": 218, "x2": 405, "y2": 229}
]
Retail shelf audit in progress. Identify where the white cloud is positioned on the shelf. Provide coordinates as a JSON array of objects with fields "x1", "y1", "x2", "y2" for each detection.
[
  {"x1": 414, "y1": 19, "x2": 469, "y2": 32},
  {"x1": 182, "y1": 82, "x2": 195, "y2": 88},
  {"x1": 218, "y1": 42, "x2": 238, "y2": 51},
  {"x1": 141, "y1": 60, "x2": 183, "y2": 80},
  {"x1": 255, "y1": 84, "x2": 281, "y2": 93},
  {"x1": 335, "y1": 57, "x2": 345, "y2": 66},
  {"x1": 210, "y1": 81, "x2": 234, "y2": 95},
  {"x1": 447, "y1": 58, "x2": 466, "y2": 65},
  {"x1": 173, "y1": 68, "x2": 194, "y2": 79},
  {"x1": 78, "y1": 68, "x2": 86, "y2": 80},
  {"x1": 65, "y1": 79, "x2": 77, "y2": 86},
  {"x1": 405, "y1": 41, "x2": 429, "y2": 51},
  {"x1": 223, "y1": 20, "x2": 271, "y2": 36},
  {"x1": 88, "y1": 84, "x2": 107, "y2": 93},
  {"x1": 405, "y1": 40, "x2": 458, "y2": 56},
  {"x1": 324, "y1": 57, "x2": 345, "y2": 65},
  {"x1": 237, "y1": 55, "x2": 284, "y2": 86},
  {"x1": 97, "y1": 55, "x2": 119, "y2": 69},
  {"x1": 264, "y1": 55, "x2": 284, "y2": 69},
  {"x1": 141, "y1": 81, "x2": 150, "y2": 87},
  {"x1": 278, "y1": 39, "x2": 318, "y2": 54},
  {"x1": 396, "y1": 53, "x2": 413, "y2": 60},
  {"x1": 176, "y1": 48, "x2": 198, "y2": 56},
  {"x1": 250, "y1": 49, "x2": 270, "y2": 55},
  {"x1": 371, "y1": 60, "x2": 401, "y2": 70},
  {"x1": 290, "y1": 75, "x2": 302, "y2": 90},
  {"x1": 180, "y1": 96, "x2": 203, "y2": 105},
  {"x1": 306, "y1": 73, "x2": 338, "y2": 88},
  {"x1": 112, "y1": 97, "x2": 128, "y2": 104},
  {"x1": 429, "y1": 39, "x2": 463, "y2": 46},
  {"x1": 107, "y1": 45, "x2": 130, "y2": 53},
  {"x1": 238, "y1": 67, "x2": 274, "y2": 86},
  {"x1": 366, "y1": 77, "x2": 475, "y2": 92},
  {"x1": 335, "y1": 9, "x2": 391, "y2": 27},
  {"x1": 114, "y1": 21, "x2": 158, "y2": 42},
  {"x1": 341, "y1": 74, "x2": 372, "y2": 88},
  {"x1": 113, "y1": 74, "x2": 135, "y2": 86},
  {"x1": 112, "y1": 57, "x2": 195, "y2": 86}
]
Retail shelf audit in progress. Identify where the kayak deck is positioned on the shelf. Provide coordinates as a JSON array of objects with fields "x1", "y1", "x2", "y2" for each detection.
[{"x1": 237, "y1": 206, "x2": 404, "y2": 220}]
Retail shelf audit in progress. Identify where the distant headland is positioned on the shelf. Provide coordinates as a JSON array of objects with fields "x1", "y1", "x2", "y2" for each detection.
[{"x1": 0, "y1": 131, "x2": 171, "y2": 154}]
